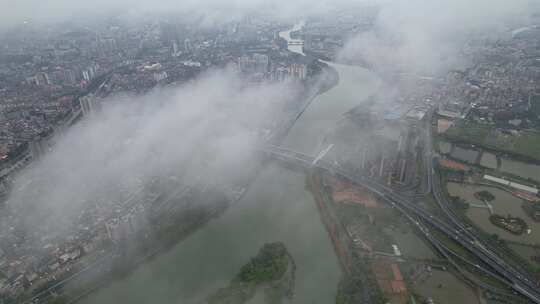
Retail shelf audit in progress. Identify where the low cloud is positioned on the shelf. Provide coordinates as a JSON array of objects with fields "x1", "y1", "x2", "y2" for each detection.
[
  {"x1": 337, "y1": 0, "x2": 535, "y2": 75},
  {"x1": 7, "y1": 68, "x2": 300, "y2": 238}
]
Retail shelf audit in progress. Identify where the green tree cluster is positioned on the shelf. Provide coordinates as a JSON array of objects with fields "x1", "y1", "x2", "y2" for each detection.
[
  {"x1": 475, "y1": 190, "x2": 495, "y2": 202},
  {"x1": 237, "y1": 243, "x2": 289, "y2": 284}
]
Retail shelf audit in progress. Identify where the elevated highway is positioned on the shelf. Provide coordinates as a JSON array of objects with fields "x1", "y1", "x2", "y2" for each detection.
[{"x1": 262, "y1": 144, "x2": 540, "y2": 303}]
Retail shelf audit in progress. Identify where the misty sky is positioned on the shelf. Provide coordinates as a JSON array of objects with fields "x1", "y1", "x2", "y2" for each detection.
[
  {"x1": 0, "y1": 0, "x2": 359, "y2": 28},
  {"x1": 1, "y1": 0, "x2": 535, "y2": 28}
]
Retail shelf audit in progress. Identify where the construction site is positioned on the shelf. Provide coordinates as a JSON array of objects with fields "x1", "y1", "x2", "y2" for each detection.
[{"x1": 305, "y1": 167, "x2": 484, "y2": 304}]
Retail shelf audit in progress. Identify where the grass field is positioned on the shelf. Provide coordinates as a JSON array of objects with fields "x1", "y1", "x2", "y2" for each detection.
[{"x1": 445, "y1": 122, "x2": 540, "y2": 162}]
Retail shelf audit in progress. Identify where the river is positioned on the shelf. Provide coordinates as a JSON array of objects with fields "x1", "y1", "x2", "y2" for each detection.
[{"x1": 81, "y1": 25, "x2": 380, "y2": 304}]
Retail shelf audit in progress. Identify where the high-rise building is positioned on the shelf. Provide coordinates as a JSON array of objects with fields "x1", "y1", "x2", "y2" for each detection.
[
  {"x1": 172, "y1": 41, "x2": 179, "y2": 56},
  {"x1": 82, "y1": 65, "x2": 98, "y2": 82},
  {"x1": 287, "y1": 63, "x2": 307, "y2": 80},
  {"x1": 29, "y1": 139, "x2": 46, "y2": 160},
  {"x1": 270, "y1": 67, "x2": 289, "y2": 82},
  {"x1": 153, "y1": 71, "x2": 168, "y2": 82},
  {"x1": 184, "y1": 38, "x2": 192, "y2": 53},
  {"x1": 79, "y1": 94, "x2": 101, "y2": 116},
  {"x1": 27, "y1": 72, "x2": 50, "y2": 86},
  {"x1": 98, "y1": 38, "x2": 117, "y2": 57},
  {"x1": 29, "y1": 133, "x2": 53, "y2": 160},
  {"x1": 253, "y1": 54, "x2": 269, "y2": 73},
  {"x1": 63, "y1": 69, "x2": 76, "y2": 84},
  {"x1": 237, "y1": 54, "x2": 269, "y2": 74},
  {"x1": 36, "y1": 72, "x2": 50, "y2": 86}
]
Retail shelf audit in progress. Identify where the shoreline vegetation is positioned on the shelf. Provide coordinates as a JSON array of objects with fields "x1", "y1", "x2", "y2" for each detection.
[
  {"x1": 305, "y1": 171, "x2": 387, "y2": 304},
  {"x1": 489, "y1": 214, "x2": 528, "y2": 235},
  {"x1": 205, "y1": 242, "x2": 296, "y2": 304},
  {"x1": 43, "y1": 199, "x2": 231, "y2": 304},
  {"x1": 268, "y1": 60, "x2": 339, "y2": 145},
  {"x1": 474, "y1": 190, "x2": 496, "y2": 202}
]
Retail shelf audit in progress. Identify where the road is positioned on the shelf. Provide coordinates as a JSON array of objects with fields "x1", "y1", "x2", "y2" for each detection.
[
  {"x1": 424, "y1": 123, "x2": 540, "y2": 301},
  {"x1": 263, "y1": 144, "x2": 540, "y2": 304}
]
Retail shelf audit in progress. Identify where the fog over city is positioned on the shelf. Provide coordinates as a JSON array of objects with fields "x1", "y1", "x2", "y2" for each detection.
[
  {"x1": 7, "y1": 68, "x2": 300, "y2": 236},
  {"x1": 338, "y1": 0, "x2": 535, "y2": 74},
  {"x1": 3, "y1": 0, "x2": 540, "y2": 303},
  {"x1": 2, "y1": 0, "x2": 533, "y2": 249},
  {"x1": 3, "y1": 0, "x2": 538, "y2": 267},
  {"x1": 2, "y1": 0, "x2": 537, "y2": 76}
]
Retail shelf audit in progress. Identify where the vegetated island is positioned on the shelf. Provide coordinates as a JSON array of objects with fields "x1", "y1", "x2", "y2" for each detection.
[
  {"x1": 205, "y1": 242, "x2": 296, "y2": 304},
  {"x1": 489, "y1": 214, "x2": 529, "y2": 235}
]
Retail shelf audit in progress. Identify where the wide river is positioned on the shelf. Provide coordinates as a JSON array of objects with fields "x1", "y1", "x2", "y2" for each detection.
[{"x1": 82, "y1": 26, "x2": 380, "y2": 304}]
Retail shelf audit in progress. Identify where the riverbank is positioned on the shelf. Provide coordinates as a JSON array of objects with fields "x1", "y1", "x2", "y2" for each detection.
[
  {"x1": 37, "y1": 198, "x2": 232, "y2": 304},
  {"x1": 77, "y1": 162, "x2": 341, "y2": 304},
  {"x1": 306, "y1": 170, "x2": 389, "y2": 304},
  {"x1": 268, "y1": 62, "x2": 339, "y2": 146}
]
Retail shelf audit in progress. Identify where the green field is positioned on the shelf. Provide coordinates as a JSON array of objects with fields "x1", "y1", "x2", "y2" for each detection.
[{"x1": 445, "y1": 122, "x2": 540, "y2": 162}]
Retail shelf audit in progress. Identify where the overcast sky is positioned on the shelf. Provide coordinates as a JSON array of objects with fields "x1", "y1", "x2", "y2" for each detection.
[
  {"x1": 1, "y1": 0, "x2": 535, "y2": 34},
  {"x1": 0, "y1": 0, "x2": 368, "y2": 28}
]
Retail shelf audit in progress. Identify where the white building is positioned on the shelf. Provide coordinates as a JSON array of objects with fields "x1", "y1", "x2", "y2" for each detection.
[
  {"x1": 79, "y1": 94, "x2": 101, "y2": 116},
  {"x1": 288, "y1": 63, "x2": 307, "y2": 80},
  {"x1": 483, "y1": 174, "x2": 539, "y2": 195}
]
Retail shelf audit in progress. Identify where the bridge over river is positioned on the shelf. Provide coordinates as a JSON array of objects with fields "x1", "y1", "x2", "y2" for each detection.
[{"x1": 262, "y1": 144, "x2": 540, "y2": 304}]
